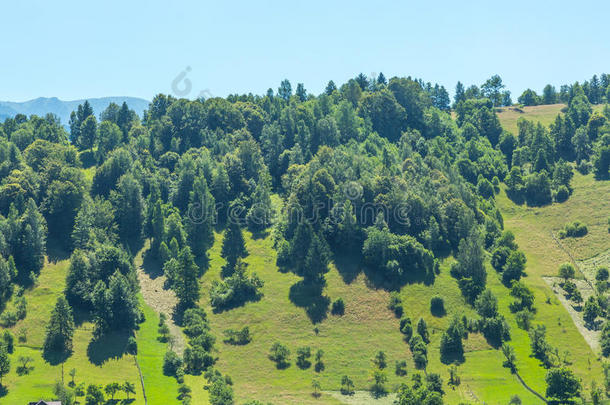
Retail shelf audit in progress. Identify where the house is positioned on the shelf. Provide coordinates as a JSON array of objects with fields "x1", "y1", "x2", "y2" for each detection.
[{"x1": 28, "y1": 401, "x2": 62, "y2": 405}]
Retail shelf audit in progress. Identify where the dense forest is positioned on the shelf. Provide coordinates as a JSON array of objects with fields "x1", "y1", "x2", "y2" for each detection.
[{"x1": 0, "y1": 72, "x2": 609, "y2": 404}]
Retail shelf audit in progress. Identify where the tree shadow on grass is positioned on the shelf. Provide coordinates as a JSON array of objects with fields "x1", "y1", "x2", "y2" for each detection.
[
  {"x1": 72, "y1": 307, "x2": 93, "y2": 328},
  {"x1": 46, "y1": 237, "x2": 71, "y2": 263},
  {"x1": 0, "y1": 385, "x2": 7, "y2": 398},
  {"x1": 505, "y1": 190, "x2": 525, "y2": 206},
  {"x1": 440, "y1": 351, "x2": 465, "y2": 366},
  {"x1": 289, "y1": 280, "x2": 330, "y2": 324},
  {"x1": 43, "y1": 348, "x2": 72, "y2": 366},
  {"x1": 195, "y1": 253, "x2": 210, "y2": 277},
  {"x1": 141, "y1": 248, "x2": 164, "y2": 279},
  {"x1": 250, "y1": 228, "x2": 270, "y2": 241},
  {"x1": 87, "y1": 330, "x2": 131, "y2": 366},
  {"x1": 332, "y1": 251, "x2": 362, "y2": 285}
]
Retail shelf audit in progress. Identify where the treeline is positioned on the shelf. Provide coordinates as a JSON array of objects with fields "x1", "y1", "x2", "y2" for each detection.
[
  {"x1": 0, "y1": 69, "x2": 609, "y2": 402},
  {"x1": 518, "y1": 73, "x2": 610, "y2": 106}
]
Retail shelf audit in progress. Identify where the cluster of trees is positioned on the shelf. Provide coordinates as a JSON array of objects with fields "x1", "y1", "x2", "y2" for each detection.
[
  {"x1": 504, "y1": 84, "x2": 610, "y2": 202},
  {"x1": 518, "y1": 73, "x2": 610, "y2": 106},
  {"x1": 474, "y1": 289, "x2": 511, "y2": 347},
  {"x1": 558, "y1": 220, "x2": 588, "y2": 238},
  {"x1": 394, "y1": 372, "x2": 445, "y2": 404},
  {"x1": 1, "y1": 68, "x2": 609, "y2": 402},
  {"x1": 490, "y1": 230, "x2": 527, "y2": 286},
  {"x1": 209, "y1": 224, "x2": 264, "y2": 311},
  {"x1": 164, "y1": 307, "x2": 217, "y2": 382},
  {"x1": 268, "y1": 341, "x2": 325, "y2": 373}
]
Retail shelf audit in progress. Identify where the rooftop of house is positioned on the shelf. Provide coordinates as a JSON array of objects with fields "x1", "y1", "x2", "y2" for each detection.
[{"x1": 28, "y1": 401, "x2": 62, "y2": 405}]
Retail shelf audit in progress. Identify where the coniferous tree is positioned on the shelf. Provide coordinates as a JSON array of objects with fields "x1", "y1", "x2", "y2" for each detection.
[
  {"x1": 0, "y1": 257, "x2": 12, "y2": 303},
  {"x1": 0, "y1": 345, "x2": 9, "y2": 385},
  {"x1": 325, "y1": 80, "x2": 337, "y2": 95},
  {"x1": 186, "y1": 176, "x2": 215, "y2": 256},
  {"x1": 16, "y1": 199, "x2": 46, "y2": 276},
  {"x1": 221, "y1": 222, "x2": 248, "y2": 270},
  {"x1": 111, "y1": 174, "x2": 144, "y2": 244},
  {"x1": 174, "y1": 247, "x2": 200, "y2": 308},
  {"x1": 92, "y1": 271, "x2": 139, "y2": 332},
  {"x1": 454, "y1": 81, "x2": 465, "y2": 107},
  {"x1": 43, "y1": 296, "x2": 75, "y2": 357},
  {"x1": 150, "y1": 199, "x2": 165, "y2": 254},
  {"x1": 303, "y1": 233, "x2": 330, "y2": 284},
  {"x1": 80, "y1": 115, "x2": 98, "y2": 150}
]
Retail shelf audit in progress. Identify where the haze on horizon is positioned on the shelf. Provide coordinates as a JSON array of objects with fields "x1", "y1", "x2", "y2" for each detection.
[{"x1": 1, "y1": 0, "x2": 609, "y2": 102}]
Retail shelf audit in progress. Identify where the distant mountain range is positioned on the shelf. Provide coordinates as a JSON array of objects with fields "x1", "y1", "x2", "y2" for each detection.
[{"x1": 0, "y1": 96, "x2": 150, "y2": 126}]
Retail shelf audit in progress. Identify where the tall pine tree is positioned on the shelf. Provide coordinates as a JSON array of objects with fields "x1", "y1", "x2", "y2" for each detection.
[
  {"x1": 186, "y1": 176, "x2": 215, "y2": 256},
  {"x1": 43, "y1": 296, "x2": 75, "y2": 357},
  {"x1": 221, "y1": 222, "x2": 248, "y2": 270}
]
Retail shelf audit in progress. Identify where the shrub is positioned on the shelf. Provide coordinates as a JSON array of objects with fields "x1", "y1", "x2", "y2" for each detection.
[
  {"x1": 126, "y1": 336, "x2": 137, "y2": 355},
  {"x1": 554, "y1": 185, "x2": 570, "y2": 202},
  {"x1": 502, "y1": 250, "x2": 526, "y2": 285},
  {"x1": 583, "y1": 297, "x2": 600, "y2": 325},
  {"x1": 2, "y1": 331, "x2": 14, "y2": 354},
  {"x1": 545, "y1": 367, "x2": 581, "y2": 402},
  {"x1": 399, "y1": 317, "x2": 413, "y2": 340},
  {"x1": 558, "y1": 263, "x2": 575, "y2": 280},
  {"x1": 388, "y1": 292, "x2": 403, "y2": 317},
  {"x1": 373, "y1": 350, "x2": 387, "y2": 369},
  {"x1": 559, "y1": 221, "x2": 588, "y2": 238},
  {"x1": 183, "y1": 345, "x2": 214, "y2": 374},
  {"x1": 417, "y1": 318, "x2": 430, "y2": 344},
  {"x1": 296, "y1": 346, "x2": 312, "y2": 369},
  {"x1": 314, "y1": 349, "x2": 324, "y2": 372},
  {"x1": 183, "y1": 308, "x2": 209, "y2": 337},
  {"x1": 163, "y1": 350, "x2": 182, "y2": 376},
  {"x1": 223, "y1": 326, "x2": 251, "y2": 345},
  {"x1": 413, "y1": 351, "x2": 428, "y2": 370},
  {"x1": 440, "y1": 317, "x2": 465, "y2": 364},
  {"x1": 576, "y1": 160, "x2": 591, "y2": 175},
  {"x1": 601, "y1": 322, "x2": 610, "y2": 357},
  {"x1": 395, "y1": 360, "x2": 407, "y2": 376},
  {"x1": 515, "y1": 309, "x2": 534, "y2": 331},
  {"x1": 491, "y1": 246, "x2": 511, "y2": 271},
  {"x1": 370, "y1": 369, "x2": 388, "y2": 397},
  {"x1": 479, "y1": 316, "x2": 511, "y2": 346},
  {"x1": 269, "y1": 342, "x2": 290, "y2": 369},
  {"x1": 477, "y1": 177, "x2": 495, "y2": 199},
  {"x1": 596, "y1": 267, "x2": 609, "y2": 282},
  {"x1": 524, "y1": 172, "x2": 552, "y2": 206},
  {"x1": 158, "y1": 323, "x2": 171, "y2": 342},
  {"x1": 340, "y1": 375, "x2": 355, "y2": 395},
  {"x1": 331, "y1": 298, "x2": 345, "y2": 315},
  {"x1": 210, "y1": 267, "x2": 264, "y2": 311},
  {"x1": 430, "y1": 296, "x2": 445, "y2": 316}
]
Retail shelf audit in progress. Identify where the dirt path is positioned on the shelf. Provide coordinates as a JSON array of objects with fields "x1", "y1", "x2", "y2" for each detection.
[
  {"x1": 542, "y1": 276, "x2": 600, "y2": 352},
  {"x1": 136, "y1": 246, "x2": 186, "y2": 355}
]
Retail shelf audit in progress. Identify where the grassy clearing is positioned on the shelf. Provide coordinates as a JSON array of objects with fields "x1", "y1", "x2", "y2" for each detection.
[
  {"x1": 0, "y1": 258, "x2": 144, "y2": 404},
  {"x1": 498, "y1": 172, "x2": 610, "y2": 264},
  {"x1": 497, "y1": 104, "x2": 566, "y2": 135},
  {"x1": 198, "y1": 230, "x2": 540, "y2": 404},
  {"x1": 497, "y1": 103, "x2": 606, "y2": 135},
  {"x1": 578, "y1": 249, "x2": 610, "y2": 282}
]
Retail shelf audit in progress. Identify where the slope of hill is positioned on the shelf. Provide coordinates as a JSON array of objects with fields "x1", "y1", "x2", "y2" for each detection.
[
  {"x1": 0, "y1": 96, "x2": 149, "y2": 125},
  {"x1": 497, "y1": 103, "x2": 606, "y2": 135}
]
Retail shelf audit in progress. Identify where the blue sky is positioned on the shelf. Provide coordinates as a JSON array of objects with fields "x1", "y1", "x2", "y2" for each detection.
[{"x1": 1, "y1": 0, "x2": 609, "y2": 102}]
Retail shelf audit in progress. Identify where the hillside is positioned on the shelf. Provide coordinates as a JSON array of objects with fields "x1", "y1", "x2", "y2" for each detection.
[
  {"x1": 0, "y1": 96, "x2": 149, "y2": 125},
  {"x1": 0, "y1": 74, "x2": 609, "y2": 405},
  {"x1": 497, "y1": 103, "x2": 606, "y2": 134}
]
